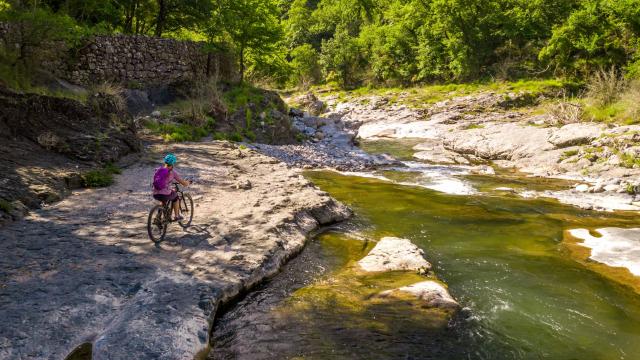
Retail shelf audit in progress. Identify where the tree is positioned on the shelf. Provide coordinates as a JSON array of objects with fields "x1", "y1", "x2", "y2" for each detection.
[
  {"x1": 217, "y1": 0, "x2": 282, "y2": 82},
  {"x1": 152, "y1": 0, "x2": 213, "y2": 37},
  {"x1": 540, "y1": 0, "x2": 640, "y2": 77},
  {"x1": 290, "y1": 43, "x2": 321, "y2": 87}
]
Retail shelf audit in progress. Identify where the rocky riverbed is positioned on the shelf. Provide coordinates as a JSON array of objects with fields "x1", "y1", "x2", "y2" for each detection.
[
  {"x1": 284, "y1": 91, "x2": 640, "y2": 211},
  {"x1": 0, "y1": 141, "x2": 350, "y2": 359}
]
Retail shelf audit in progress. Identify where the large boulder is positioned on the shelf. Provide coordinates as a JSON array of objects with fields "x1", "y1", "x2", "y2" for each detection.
[
  {"x1": 358, "y1": 237, "x2": 431, "y2": 274},
  {"x1": 123, "y1": 89, "x2": 153, "y2": 115},
  {"x1": 377, "y1": 280, "x2": 460, "y2": 311},
  {"x1": 294, "y1": 92, "x2": 325, "y2": 116},
  {"x1": 221, "y1": 88, "x2": 299, "y2": 144},
  {"x1": 548, "y1": 123, "x2": 604, "y2": 148},
  {"x1": 443, "y1": 122, "x2": 554, "y2": 160}
]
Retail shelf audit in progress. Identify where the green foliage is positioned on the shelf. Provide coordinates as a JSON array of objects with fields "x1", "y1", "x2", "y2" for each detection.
[
  {"x1": 0, "y1": 5, "x2": 88, "y2": 89},
  {"x1": 560, "y1": 149, "x2": 579, "y2": 161},
  {"x1": 228, "y1": 131, "x2": 243, "y2": 142},
  {"x1": 540, "y1": 0, "x2": 640, "y2": 77},
  {"x1": 290, "y1": 44, "x2": 321, "y2": 87},
  {"x1": 207, "y1": 0, "x2": 283, "y2": 82},
  {"x1": 145, "y1": 122, "x2": 210, "y2": 142},
  {"x1": 583, "y1": 73, "x2": 640, "y2": 124},
  {"x1": 222, "y1": 83, "x2": 263, "y2": 112},
  {"x1": 320, "y1": 28, "x2": 364, "y2": 87},
  {"x1": 0, "y1": 199, "x2": 13, "y2": 213},
  {"x1": 6, "y1": 0, "x2": 640, "y2": 91},
  {"x1": 81, "y1": 163, "x2": 120, "y2": 188},
  {"x1": 621, "y1": 153, "x2": 640, "y2": 169}
]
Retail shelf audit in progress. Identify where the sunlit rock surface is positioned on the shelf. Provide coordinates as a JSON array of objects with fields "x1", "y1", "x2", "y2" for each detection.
[
  {"x1": 358, "y1": 237, "x2": 431, "y2": 274},
  {"x1": 379, "y1": 280, "x2": 460, "y2": 311},
  {"x1": 569, "y1": 228, "x2": 640, "y2": 276}
]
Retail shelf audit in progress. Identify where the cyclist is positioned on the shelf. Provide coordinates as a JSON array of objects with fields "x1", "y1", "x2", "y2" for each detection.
[{"x1": 152, "y1": 153, "x2": 191, "y2": 221}]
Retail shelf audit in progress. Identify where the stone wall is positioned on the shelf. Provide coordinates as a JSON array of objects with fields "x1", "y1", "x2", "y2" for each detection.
[
  {"x1": 0, "y1": 24, "x2": 236, "y2": 86},
  {"x1": 67, "y1": 35, "x2": 235, "y2": 86}
]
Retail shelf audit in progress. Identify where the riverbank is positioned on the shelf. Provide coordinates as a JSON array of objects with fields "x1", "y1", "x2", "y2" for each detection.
[
  {"x1": 281, "y1": 89, "x2": 640, "y2": 212},
  {"x1": 211, "y1": 169, "x2": 640, "y2": 359},
  {"x1": 0, "y1": 141, "x2": 350, "y2": 359}
]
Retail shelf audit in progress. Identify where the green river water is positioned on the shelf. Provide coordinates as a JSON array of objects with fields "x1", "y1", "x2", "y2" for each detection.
[{"x1": 212, "y1": 140, "x2": 640, "y2": 360}]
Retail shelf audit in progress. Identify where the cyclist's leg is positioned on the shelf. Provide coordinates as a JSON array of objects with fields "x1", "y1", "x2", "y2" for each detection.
[{"x1": 169, "y1": 192, "x2": 181, "y2": 220}]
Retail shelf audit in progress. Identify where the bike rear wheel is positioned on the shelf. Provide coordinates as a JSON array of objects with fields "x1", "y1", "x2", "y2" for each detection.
[
  {"x1": 178, "y1": 193, "x2": 194, "y2": 227},
  {"x1": 147, "y1": 205, "x2": 168, "y2": 242}
]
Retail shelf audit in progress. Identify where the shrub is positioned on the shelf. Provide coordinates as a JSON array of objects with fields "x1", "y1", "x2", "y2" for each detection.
[
  {"x1": 145, "y1": 122, "x2": 209, "y2": 142},
  {"x1": 81, "y1": 170, "x2": 114, "y2": 188},
  {"x1": 547, "y1": 100, "x2": 583, "y2": 125},
  {"x1": 0, "y1": 199, "x2": 13, "y2": 213},
  {"x1": 586, "y1": 68, "x2": 627, "y2": 108},
  {"x1": 621, "y1": 80, "x2": 640, "y2": 124},
  {"x1": 620, "y1": 153, "x2": 640, "y2": 169},
  {"x1": 81, "y1": 163, "x2": 122, "y2": 188}
]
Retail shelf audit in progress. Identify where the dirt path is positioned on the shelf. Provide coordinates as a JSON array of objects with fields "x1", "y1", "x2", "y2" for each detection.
[{"x1": 0, "y1": 141, "x2": 350, "y2": 360}]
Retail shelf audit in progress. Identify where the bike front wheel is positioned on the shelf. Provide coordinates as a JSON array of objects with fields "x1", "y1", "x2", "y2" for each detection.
[
  {"x1": 179, "y1": 193, "x2": 194, "y2": 227},
  {"x1": 147, "y1": 205, "x2": 168, "y2": 242}
]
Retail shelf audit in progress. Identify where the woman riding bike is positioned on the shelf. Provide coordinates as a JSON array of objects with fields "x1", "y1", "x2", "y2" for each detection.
[{"x1": 152, "y1": 153, "x2": 191, "y2": 221}]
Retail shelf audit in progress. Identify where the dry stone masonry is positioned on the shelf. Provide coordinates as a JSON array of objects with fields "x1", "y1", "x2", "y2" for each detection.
[{"x1": 67, "y1": 35, "x2": 234, "y2": 86}]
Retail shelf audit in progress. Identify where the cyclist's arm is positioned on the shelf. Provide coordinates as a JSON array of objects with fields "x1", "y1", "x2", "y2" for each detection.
[{"x1": 174, "y1": 171, "x2": 191, "y2": 186}]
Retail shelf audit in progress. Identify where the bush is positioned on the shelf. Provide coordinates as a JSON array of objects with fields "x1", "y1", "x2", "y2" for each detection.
[
  {"x1": 0, "y1": 7, "x2": 87, "y2": 90},
  {"x1": 81, "y1": 170, "x2": 114, "y2": 188},
  {"x1": 586, "y1": 68, "x2": 627, "y2": 108},
  {"x1": 583, "y1": 71, "x2": 640, "y2": 124},
  {"x1": 0, "y1": 199, "x2": 13, "y2": 213},
  {"x1": 81, "y1": 163, "x2": 122, "y2": 188},
  {"x1": 548, "y1": 100, "x2": 583, "y2": 125},
  {"x1": 621, "y1": 81, "x2": 640, "y2": 124},
  {"x1": 145, "y1": 122, "x2": 210, "y2": 142}
]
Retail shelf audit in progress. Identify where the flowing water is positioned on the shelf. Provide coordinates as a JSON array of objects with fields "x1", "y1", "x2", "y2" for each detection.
[{"x1": 211, "y1": 140, "x2": 640, "y2": 360}]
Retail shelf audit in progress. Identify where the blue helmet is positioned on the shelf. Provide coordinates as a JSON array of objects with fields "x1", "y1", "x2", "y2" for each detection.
[{"x1": 164, "y1": 153, "x2": 177, "y2": 166}]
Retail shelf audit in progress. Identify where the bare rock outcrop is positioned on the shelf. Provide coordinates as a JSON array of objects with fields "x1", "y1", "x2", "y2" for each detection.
[
  {"x1": 358, "y1": 237, "x2": 432, "y2": 274},
  {"x1": 0, "y1": 142, "x2": 351, "y2": 360},
  {"x1": 548, "y1": 123, "x2": 605, "y2": 148},
  {"x1": 0, "y1": 86, "x2": 140, "y2": 223},
  {"x1": 378, "y1": 281, "x2": 461, "y2": 311}
]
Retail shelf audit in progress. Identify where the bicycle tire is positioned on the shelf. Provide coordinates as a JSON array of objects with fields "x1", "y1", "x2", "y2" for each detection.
[
  {"x1": 179, "y1": 193, "x2": 194, "y2": 227},
  {"x1": 147, "y1": 205, "x2": 168, "y2": 242}
]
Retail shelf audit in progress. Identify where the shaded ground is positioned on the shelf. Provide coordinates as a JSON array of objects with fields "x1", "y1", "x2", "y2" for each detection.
[{"x1": 0, "y1": 141, "x2": 350, "y2": 359}]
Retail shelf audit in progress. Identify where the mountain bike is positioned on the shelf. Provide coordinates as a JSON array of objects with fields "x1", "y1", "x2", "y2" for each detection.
[{"x1": 147, "y1": 182, "x2": 194, "y2": 243}]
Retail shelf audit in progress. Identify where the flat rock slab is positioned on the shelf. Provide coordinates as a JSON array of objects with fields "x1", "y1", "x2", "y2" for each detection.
[
  {"x1": 569, "y1": 228, "x2": 640, "y2": 276},
  {"x1": 548, "y1": 123, "x2": 605, "y2": 148},
  {"x1": 0, "y1": 141, "x2": 350, "y2": 360},
  {"x1": 358, "y1": 237, "x2": 431, "y2": 274},
  {"x1": 379, "y1": 281, "x2": 460, "y2": 311}
]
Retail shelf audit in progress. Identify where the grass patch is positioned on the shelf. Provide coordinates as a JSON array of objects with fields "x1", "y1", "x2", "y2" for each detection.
[
  {"x1": 620, "y1": 153, "x2": 640, "y2": 169},
  {"x1": 81, "y1": 163, "x2": 122, "y2": 188},
  {"x1": 559, "y1": 149, "x2": 579, "y2": 161},
  {"x1": 145, "y1": 122, "x2": 211, "y2": 142},
  {"x1": 0, "y1": 199, "x2": 13, "y2": 213},
  {"x1": 464, "y1": 123, "x2": 485, "y2": 130},
  {"x1": 303, "y1": 79, "x2": 574, "y2": 109},
  {"x1": 223, "y1": 83, "x2": 264, "y2": 112}
]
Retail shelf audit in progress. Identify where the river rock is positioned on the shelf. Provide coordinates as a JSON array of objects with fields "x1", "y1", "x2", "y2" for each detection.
[
  {"x1": 569, "y1": 228, "x2": 640, "y2": 276},
  {"x1": 548, "y1": 123, "x2": 604, "y2": 148},
  {"x1": 443, "y1": 122, "x2": 554, "y2": 160},
  {"x1": 575, "y1": 184, "x2": 589, "y2": 192},
  {"x1": 378, "y1": 281, "x2": 460, "y2": 311},
  {"x1": 358, "y1": 237, "x2": 431, "y2": 274}
]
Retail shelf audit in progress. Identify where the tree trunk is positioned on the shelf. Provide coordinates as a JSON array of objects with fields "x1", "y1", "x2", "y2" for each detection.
[
  {"x1": 206, "y1": 52, "x2": 212, "y2": 77},
  {"x1": 123, "y1": 1, "x2": 137, "y2": 34},
  {"x1": 155, "y1": 0, "x2": 167, "y2": 37},
  {"x1": 239, "y1": 45, "x2": 244, "y2": 83}
]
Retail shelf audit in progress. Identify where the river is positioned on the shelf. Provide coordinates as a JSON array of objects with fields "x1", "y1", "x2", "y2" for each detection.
[{"x1": 211, "y1": 139, "x2": 640, "y2": 360}]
